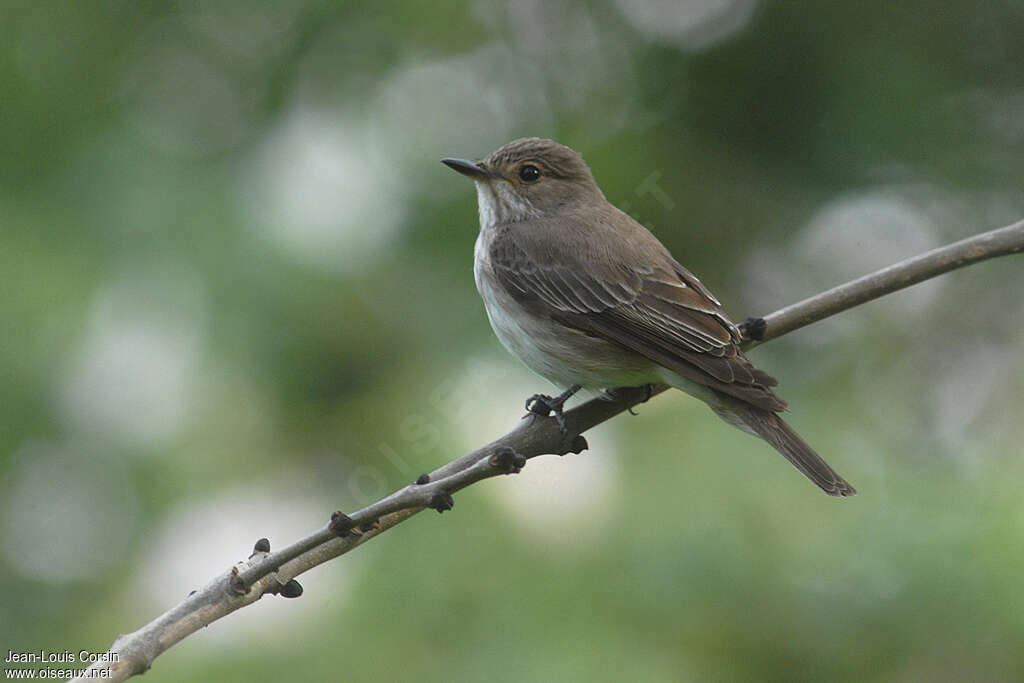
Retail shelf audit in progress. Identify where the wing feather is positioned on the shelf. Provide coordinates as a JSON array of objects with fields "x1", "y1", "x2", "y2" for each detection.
[{"x1": 488, "y1": 212, "x2": 786, "y2": 411}]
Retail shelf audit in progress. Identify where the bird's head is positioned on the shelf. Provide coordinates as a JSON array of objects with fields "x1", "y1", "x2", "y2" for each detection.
[{"x1": 443, "y1": 137, "x2": 605, "y2": 227}]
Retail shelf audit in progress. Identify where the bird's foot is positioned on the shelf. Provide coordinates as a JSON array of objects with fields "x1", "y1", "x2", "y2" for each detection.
[
  {"x1": 525, "y1": 385, "x2": 581, "y2": 436},
  {"x1": 525, "y1": 394, "x2": 569, "y2": 434},
  {"x1": 627, "y1": 384, "x2": 656, "y2": 415},
  {"x1": 602, "y1": 384, "x2": 656, "y2": 414}
]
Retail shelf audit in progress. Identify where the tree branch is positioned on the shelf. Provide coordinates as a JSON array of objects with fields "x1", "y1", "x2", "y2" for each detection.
[
  {"x1": 747, "y1": 218, "x2": 1024, "y2": 346},
  {"x1": 75, "y1": 219, "x2": 1024, "y2": 682}
]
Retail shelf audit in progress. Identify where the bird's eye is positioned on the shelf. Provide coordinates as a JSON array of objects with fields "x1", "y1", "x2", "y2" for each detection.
[{"x1": 518, "y1": 164, "x2": 541, "y2": 182}]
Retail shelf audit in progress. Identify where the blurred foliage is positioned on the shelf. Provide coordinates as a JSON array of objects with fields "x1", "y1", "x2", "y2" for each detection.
[{"x1": 2, "y1": 1, "x2": 1023, "y2": 681}]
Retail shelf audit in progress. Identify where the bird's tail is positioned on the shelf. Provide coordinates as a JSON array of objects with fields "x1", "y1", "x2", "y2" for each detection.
[{"x1": 711, "y1": 402, "x2": 857, "y2": 497}]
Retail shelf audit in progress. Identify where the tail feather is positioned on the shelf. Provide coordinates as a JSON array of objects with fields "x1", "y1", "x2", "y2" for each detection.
[{"x1": 714, "y1": 402, "x2": 856, "y2": 497}]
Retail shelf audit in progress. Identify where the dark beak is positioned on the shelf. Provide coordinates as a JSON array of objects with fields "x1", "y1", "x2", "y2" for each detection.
[{"x1": 441, "y1": 157, "x2": 491, "y2": 180}]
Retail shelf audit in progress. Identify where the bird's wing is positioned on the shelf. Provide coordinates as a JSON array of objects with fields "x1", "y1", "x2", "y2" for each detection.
[{"x1": 489, "y1": 212, "x2": 785, "y2": 412}]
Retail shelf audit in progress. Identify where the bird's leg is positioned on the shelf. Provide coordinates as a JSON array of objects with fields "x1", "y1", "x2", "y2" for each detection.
[
  {"x1": 600, "y1": 384, "x2": 657, "y2": 414},
  {"x1": 625, "y1": 383, "x2": 657, "y2": 414},
  {"x1": 525, "y1": 385, "x2": 581, "y2": 435},
  {"x1": 603, "y1": 383, "x2": 656, "y2": 401}
]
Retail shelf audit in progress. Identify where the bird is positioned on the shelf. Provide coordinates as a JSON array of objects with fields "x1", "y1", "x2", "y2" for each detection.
[{"x1": 442, "y1": 137, "x2": 855, "y2": 497}]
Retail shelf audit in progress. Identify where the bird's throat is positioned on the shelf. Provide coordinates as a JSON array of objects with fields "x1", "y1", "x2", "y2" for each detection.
[{"x1": 474, "y1": 181, "x2": 540, "y2": 229}]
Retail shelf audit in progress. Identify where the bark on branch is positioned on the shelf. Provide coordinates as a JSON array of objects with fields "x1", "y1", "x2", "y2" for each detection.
[{"x1": 75, "y1": 219, "x2": 1024, "y2": 682}]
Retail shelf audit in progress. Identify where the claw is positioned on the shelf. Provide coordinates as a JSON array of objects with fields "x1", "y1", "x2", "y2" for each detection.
[
  {"x1": 525, "y1": 393, "x2": 553, "y2": 416},
  {"x1": 523, "y1": 385, "x2": 580, "y2": 436}
]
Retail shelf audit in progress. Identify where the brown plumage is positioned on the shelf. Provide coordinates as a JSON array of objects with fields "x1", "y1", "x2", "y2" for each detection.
[
  {"x1": 489, "y1": 209, "x2": 786, "y2": 412},
  {"x1": 444, "y1": 138, "x2": 855, "y2": 497}
]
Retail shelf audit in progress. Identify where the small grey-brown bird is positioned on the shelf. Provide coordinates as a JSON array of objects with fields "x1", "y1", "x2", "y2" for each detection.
[{"x1": 443, "y1": 138, "x2": 855, "y2": 497}]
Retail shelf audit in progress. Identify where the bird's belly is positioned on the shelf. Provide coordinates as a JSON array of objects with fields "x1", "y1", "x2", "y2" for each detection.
[{"x1": 474, "y1": 256, "x2": 656, "y2": 390}]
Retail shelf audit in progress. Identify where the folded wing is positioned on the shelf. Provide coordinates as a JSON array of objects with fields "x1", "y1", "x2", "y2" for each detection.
[{"x1": 489, "y1": 212, "x2": 786, "y2": 412}]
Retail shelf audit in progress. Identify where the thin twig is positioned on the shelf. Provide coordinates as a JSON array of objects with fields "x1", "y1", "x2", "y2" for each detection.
[
  {"x1": 748, "y1": 219, "x2": 1024, "y2": 346},
  {"x1": 74, "y1": 219, "x2": 1024, "y2": 682}
]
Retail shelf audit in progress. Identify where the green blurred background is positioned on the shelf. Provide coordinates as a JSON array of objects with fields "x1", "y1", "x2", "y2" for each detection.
[{"x1": 3, "y1": 1, "x2": 1024, "y2": 681}]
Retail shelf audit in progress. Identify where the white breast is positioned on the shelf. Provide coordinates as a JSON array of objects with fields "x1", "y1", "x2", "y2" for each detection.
[{"x1": 472, "y1": 225, "x2": 657, "y2": 390}]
